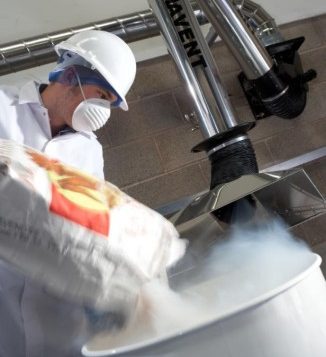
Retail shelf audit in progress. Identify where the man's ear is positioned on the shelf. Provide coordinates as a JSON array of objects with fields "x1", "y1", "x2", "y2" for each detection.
[{"x1": 61, "y1": 67, "x2": 77, "y2": 85}]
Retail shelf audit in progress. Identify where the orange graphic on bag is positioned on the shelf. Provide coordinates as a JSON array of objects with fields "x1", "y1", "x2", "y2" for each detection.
[{"x1": 27, "y1": 151, "x2": 120, "y2": 236}]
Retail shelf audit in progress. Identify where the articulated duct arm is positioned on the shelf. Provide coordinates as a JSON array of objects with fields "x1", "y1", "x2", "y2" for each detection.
[{"x1": 149, "y1": 0, "x2": 258, "y2": 190}]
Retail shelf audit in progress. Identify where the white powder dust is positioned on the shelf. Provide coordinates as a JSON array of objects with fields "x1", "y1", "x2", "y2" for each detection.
[{"x1": 86, "y1": 219, "x2": 314, "y2": 353}]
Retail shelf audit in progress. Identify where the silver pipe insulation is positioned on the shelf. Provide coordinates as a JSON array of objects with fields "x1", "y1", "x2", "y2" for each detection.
[
  {"x1": 197, "y1": 0, "x2": 273, "y2": 80},
  {"x1": 148, "y1": 0, "x2": 239, "y2": 139}
]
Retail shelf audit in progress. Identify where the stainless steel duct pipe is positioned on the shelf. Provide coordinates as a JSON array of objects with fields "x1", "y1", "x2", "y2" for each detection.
[
  {"x1": 233, "y1": 0, "x2": 284, "y2": 46},
  {"x1": 206, "y1": 0, "x2": 284, "y2": 47},
  {"x1": 149, "y1": 0, "x2": 239, "y2": 137},
  {"x1": 197, "y1": 0, "x2": 273, "y2": 80}
]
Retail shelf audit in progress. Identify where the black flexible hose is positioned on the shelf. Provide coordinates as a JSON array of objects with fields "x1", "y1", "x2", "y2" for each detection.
[
  {"x1": 209, "y1": 138, "x2": 258, "y2": 224},
  {"x1": 209, "y1": 138, "x2": 258, "y2": 189},
  {"x1": 264, "y1": 80, "x2": 308, "y2": 119},
  {"x1": 251, "y1": 65, "x2": 316, "y2": 119}
]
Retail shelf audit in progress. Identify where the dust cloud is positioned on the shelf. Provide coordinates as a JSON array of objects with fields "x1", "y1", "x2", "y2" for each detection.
[{"x1": 86, "y1": 219, "x2": 313, "y2": 354}]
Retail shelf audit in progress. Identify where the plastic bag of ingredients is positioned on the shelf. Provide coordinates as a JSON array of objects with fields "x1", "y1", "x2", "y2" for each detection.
[{"x1": 0, "y1": 139, "x2": 186, "y2": 318}]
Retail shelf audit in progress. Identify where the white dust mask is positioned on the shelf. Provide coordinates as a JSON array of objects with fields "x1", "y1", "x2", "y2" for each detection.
[
  {"x1": 70, "y1": 66, "x2": 112, "y2": 132},
  {"x1": 72, "y1": 98, "x2": 111, "y2": 132}
]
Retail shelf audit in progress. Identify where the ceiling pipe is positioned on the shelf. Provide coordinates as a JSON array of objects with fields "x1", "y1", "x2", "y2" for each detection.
[
  {"x1": 0, "y1": 4, "x2": 206, "y2": 76},
  {"x1": 0, "y1": 0, "x2": 282, "y2": 76}
]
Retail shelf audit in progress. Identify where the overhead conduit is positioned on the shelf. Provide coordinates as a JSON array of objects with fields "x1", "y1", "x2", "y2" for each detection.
[{"x1": 0, "y1": 0, "x2": 284, "y2": 76}]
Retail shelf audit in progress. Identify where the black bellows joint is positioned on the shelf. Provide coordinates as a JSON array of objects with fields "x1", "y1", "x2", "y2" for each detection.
[
  {"x1": 209, "y1": 139, "x2": 258, "y2": 190},
  {"x1": 251, "y1": 66, "x2": 286, "y2": 100},
  {"x1": 209, "y1": 139, "x2": 258, "y2": 224},
  {"x1": 263, "y1": 82, "x2": 307, "y2": 119},
  {"x1": 239, "y1": 38, "x2": 316, "y2": 120},
  {"x1": 252, "y1": 66, "x2": 309, "y2": 119}
]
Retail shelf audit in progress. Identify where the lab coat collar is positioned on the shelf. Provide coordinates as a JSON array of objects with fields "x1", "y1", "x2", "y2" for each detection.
[
  {"x1": 16, "y1": 81, "x2": 97, "y2": 139},
  {"x1": 18, "y1": 81, "x2": 44, "y2": 105}
]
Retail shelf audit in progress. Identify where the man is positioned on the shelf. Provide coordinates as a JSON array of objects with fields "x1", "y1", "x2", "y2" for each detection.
[
  {"x1": 0, "y1": 29, "x2": 137, "y2": 179},
  {"x1": 0, "y1": 30, "x2": 137, "y2": 356}
]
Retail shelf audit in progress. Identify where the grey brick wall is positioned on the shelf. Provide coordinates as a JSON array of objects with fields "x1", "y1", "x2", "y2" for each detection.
[{"x1": 96, "y1": 15, "x2": 325, "y2": 247}]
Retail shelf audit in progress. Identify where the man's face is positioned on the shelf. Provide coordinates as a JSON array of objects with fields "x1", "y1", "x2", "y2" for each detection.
[{"x1": 60, "y1": 84, "x2": 118, "y2": 128}]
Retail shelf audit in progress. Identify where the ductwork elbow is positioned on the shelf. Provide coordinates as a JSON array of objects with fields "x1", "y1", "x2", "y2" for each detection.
[{"x1": 239, "y1": 37, "x2": 317, "y2": 120}]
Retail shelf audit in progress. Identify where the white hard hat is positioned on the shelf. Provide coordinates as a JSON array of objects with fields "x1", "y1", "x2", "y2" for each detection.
[{"x1": 54, "y1": 30, "x2": 136, "y2": 111}]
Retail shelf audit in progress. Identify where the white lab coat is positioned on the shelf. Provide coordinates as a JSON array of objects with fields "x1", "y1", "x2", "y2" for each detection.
[
  {"x1": 0, "y1": 81, "x2": 104, "y2": 180},
  {"x1": 0, "y1": 81, "x2": 106, "y2": 356}
]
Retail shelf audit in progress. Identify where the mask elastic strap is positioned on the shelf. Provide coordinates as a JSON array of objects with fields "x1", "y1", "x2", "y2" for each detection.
[{"x1": 72, "y1": 66, "x2": 88, "y2": 102}]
